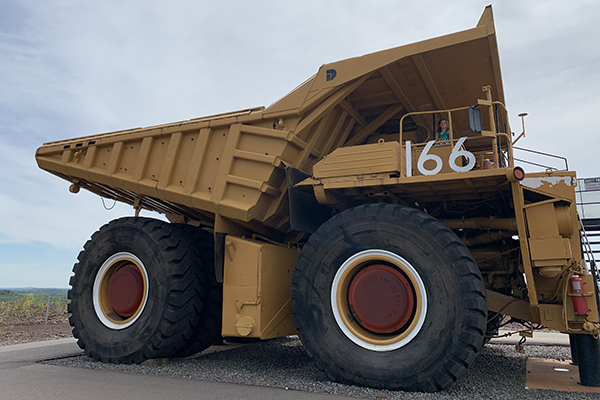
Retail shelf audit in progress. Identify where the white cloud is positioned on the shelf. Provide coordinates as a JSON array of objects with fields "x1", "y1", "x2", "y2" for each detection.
[
  {"x1": 1, "y1": 0, "x2": 599, "y2": 286},
  {"x1": 0, "y1": 142, "x2": 161, "y2": 249}
]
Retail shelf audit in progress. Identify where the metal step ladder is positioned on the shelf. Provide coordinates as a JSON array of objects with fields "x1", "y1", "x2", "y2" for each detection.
[{"x1": 580, "y1": 217, "x2": 600, "y2": 313}]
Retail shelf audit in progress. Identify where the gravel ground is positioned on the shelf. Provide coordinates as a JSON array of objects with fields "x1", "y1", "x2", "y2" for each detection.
[{"x1": 42, "y1": 336, "x2": 599, "y2": 399}]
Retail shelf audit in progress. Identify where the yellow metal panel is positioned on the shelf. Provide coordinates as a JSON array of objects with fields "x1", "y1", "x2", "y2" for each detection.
[
  {"x1": 525, "y1": 202, "x2": 560, "y2": 238},
  {"x1": 183, "y1": 128, "x2": 212, "y2": 196},
  {"x1": 157, "y1": 132, "x2": 182, "y2": 191},
  {"x1": 258, "y1": 240, "x2": 300, "y2": 339},
  {"x1": 528, "y1": 238, "x2": 569, "y2": 262},
  {"x1": 266, "y1": 76, "x2": 315, "y2": 115},
  {"x1": 132, "y1": 137, "x2": 153, "y2": 182},
  {"x1": 313, "y1": 141, "x2": 400, "y2": 179},
  {"x1": 510, "y1": 181, "x2": 539, "y2": 306},
  {"x1": 520, "y1": 173, "x2": 578, "y2": 201},
  {"x1": 344, "y1": 104, "x2": 404, "y2": 146},
  {"x1": 106, "y1": 142, "x2": 124, "y2": 176},
  {"x1": 295, "y1": 74, "x2": 371, "y2": 135},
  {"x1": 486, "y1": 290, "x2": 531, "y2": 321},
  {"x1": 538, "y1": 304, "x2": 567, "y2": 332},
  {"x1": 212, "y1": 124, "x2": 241, "y2": 203},
  {"x1": 82, "y1": 145, "x2": 97, "y2": 170},
  {"x1": 145, "y1": 136, "x2": 170, "y2": 182},
  {"x1": 222, "y1": 236, "x2": 299, "y2": 339}
]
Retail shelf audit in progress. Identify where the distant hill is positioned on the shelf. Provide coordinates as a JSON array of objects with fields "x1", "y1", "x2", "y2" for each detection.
[{"x1": 0, "y1": 288, "x2": 68, "y2": 301}]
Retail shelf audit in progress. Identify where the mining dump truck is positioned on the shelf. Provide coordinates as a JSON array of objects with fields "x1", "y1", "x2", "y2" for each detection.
[{"x1": 36, "y1": 6, "x2": 600, "y2": 392}]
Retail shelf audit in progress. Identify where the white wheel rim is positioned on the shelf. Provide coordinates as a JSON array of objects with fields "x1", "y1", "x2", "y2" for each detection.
[
  {"x1": 331, "y1": 249, "x2": 428, "y2": 351},
  {"x1": 93, "y1": 252, "x2": 149, "y2": 330}
]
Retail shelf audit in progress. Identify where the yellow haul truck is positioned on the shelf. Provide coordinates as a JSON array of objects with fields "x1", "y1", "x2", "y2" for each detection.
[{"x1": 36, "y1": 6, "x2": 600, "y2": 391}]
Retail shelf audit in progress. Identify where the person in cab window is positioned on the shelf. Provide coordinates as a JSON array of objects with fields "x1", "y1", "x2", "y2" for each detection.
[{"x1": 437, "y1": 119, "x2": 450, "y2": 145}]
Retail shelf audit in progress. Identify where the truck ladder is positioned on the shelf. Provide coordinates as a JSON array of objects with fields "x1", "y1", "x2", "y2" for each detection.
[{"x1": 580, "y1": 216, "x2": 600, "y2": 313}]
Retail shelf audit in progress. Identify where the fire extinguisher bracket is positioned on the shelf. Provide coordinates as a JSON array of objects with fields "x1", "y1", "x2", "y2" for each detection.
[{"x1": 570, "y1": 276, "x2": 593, "y2": 315}]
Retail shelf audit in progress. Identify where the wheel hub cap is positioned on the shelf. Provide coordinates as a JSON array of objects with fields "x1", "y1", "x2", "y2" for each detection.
[
  {"x1": 107, "y1": 264, "x2": 144, "y2": 318},
  {"x1": 348, "y1": 264, "x2": 414, "y2": 333}
]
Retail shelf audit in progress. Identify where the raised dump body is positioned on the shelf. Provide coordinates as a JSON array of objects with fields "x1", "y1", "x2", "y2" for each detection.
[
  {"x1": 36, "y1": 6, "x2": 600, "y2": 392},
  {"x1": 36, "y1": 6, "x2": 508, "y2": 235}
]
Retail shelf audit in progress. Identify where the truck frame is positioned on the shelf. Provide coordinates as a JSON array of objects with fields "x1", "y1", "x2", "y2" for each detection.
[{"x1": 36, "y1": 6, "x2": 600, "y2": 391}]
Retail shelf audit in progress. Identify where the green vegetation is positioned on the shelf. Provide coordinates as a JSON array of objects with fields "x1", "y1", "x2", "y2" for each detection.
[
  {"x1": 0, "y1": 290, "x2": 20, "y2": 301},
  {"x1": 0, "y1": 289, "x2": 69, "y2": 325},
  {"x1": 0, "y1": 288, "x2": 68, "y2": 301}
]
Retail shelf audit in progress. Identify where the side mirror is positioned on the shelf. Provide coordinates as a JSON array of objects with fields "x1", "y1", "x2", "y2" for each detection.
[{"x1": 468, "y1": 106, "x2": 483, "y2": 133}]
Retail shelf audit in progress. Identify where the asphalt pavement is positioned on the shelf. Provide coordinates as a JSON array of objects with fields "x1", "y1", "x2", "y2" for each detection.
[
  {"x1": 0, "y1": 338, "x2": 356, "y2": 400},
  {"x1": 0, "y1": 332, "x2": 597, "y2": 400}
]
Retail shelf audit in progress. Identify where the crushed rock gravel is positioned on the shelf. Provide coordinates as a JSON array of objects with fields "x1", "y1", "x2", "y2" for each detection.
[{"x1": 43, "y1": 336, "x2": 598, "y2": 399}]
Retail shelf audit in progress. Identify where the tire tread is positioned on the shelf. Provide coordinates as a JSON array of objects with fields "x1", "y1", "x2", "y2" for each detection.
[
  {"x1": 292, "y1": 204, "x2": 487, "y2": 392},
  {"x1": 68, "y1": 217, "x2": 218, "y2": 363}
]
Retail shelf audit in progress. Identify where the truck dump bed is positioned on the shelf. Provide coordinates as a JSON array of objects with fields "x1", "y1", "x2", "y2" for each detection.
[
  {"x1": 36, "y1": 7, "x2": 600, "y2": 390},
  {"x1": 36, "y1": 7, "x2": 505, "y2": 234}
]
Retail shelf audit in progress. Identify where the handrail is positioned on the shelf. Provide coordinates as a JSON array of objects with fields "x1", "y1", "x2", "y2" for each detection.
[
  {"x1": 579, "y1": 215, "x2": 600, "y2": 313},
  {"x1": 576, "y1": 178, "x2": 600, "y2": 220},
  {"x1": 399, "y1": 104, "x2": 513, "y2": 177},
  {"x1": 497, "y1": 132, "x2": 513, "y2": 168},
  {"x1": 491, "y1": 100, "x2": 512, "y2": 137},
  {"x1": 513, "y1": 158, "x2": 559, "y2": 171},
  {"x1": 399, "y1": 105, "x2": 473, "y2": 145},
  {"x1": 513, "y1": 146, "x2": 568, "y2": 171}
]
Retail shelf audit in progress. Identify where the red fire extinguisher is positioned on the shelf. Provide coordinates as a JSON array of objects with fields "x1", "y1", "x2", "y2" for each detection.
[{"x1": 569, "y1": 275, "x2": 589, "y2": 315}]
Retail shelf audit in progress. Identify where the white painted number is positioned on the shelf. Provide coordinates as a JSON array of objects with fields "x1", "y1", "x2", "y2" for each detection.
[
  {"x1": 448, "y1": 137, "x2": 476, "y2": 172},
  {"x1": 406, "y1": 140, "x2": 412, "y2": 177},
  {"x1": 417, "y1": 141, "x2": 443, "y2": 175},
  {"x1": 407, "y1": 138, "x2": 476, "y2": 176}
]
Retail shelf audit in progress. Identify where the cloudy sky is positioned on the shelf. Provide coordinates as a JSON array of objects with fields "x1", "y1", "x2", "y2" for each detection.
[{"x1": 1, "y1": 0, "x2": 599, "y2": 288}]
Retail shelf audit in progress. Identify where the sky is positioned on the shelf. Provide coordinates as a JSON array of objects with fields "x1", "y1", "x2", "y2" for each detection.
[{"x1": 1, "y1": 0, "x2": 599, "y2": 288}]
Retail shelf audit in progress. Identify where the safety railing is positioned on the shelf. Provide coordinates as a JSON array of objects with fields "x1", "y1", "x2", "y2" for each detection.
[
  {"x1": 398, "y1": 106, "x2": 513, "y2": 178},
  {"x1": 512, "y1": 146, "x2": 569, "y2": 172},
  {"x1": 580, "y1": 217, "x2": 600, "y2": 313},
  {"x1": 577, "y1": 178, "x2": 600, "y2": 220}
]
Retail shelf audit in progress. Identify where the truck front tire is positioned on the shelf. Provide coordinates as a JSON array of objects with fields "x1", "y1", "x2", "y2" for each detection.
[
  {"x1": 291, "y1": 204, "x2": 487, "y2": 391},
  {"x1": 68, "y1": 217, "x2": 207, "y2": 363}
]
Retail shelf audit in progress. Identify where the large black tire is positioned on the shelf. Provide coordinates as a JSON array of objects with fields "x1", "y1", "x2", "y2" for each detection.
[
  {"x1": 171, "y1": 224, "x2": 222, "y2": 357},
  {"x1": 291, "y1": 204, "x2": 487, "y2": 392},
  {"x1": 68, "y1": 217, "x2": 206, "y2": 363},
  {"x1": 571, "y1": 333, "x2": 600, "y2": 386}
]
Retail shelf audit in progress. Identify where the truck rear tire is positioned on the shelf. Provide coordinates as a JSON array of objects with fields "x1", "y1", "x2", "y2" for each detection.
[
  {"x1": 171, "y1": 224, "x2": 222, "y2": 357},
  {"x1": 68, "y1": 217, "x2": 205, "y2": 363},
  {"x1": 291, "y1": 204, "x2": 487, "y2": 392}
]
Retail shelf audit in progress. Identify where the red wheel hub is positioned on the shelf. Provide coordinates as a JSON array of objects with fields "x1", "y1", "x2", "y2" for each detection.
[
  {"x1": 348, "y1": 264, "x2": 415, "y2": 333},
  {"x1": 107, "y1": 264, "x2": 144, "y2": 318}
]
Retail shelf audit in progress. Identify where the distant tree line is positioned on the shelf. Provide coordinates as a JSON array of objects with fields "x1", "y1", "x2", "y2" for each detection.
[{"x1": 0, "y1": 288, "x2": 68, "y2": 301}]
